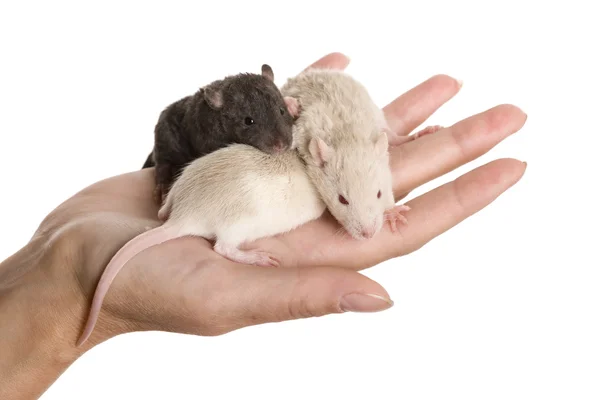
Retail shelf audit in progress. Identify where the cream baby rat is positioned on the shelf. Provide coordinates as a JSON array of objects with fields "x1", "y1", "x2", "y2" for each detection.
[
  {"x1": 280, "y1": 68, "x2": 411, "y2": 239},
  {"x1": 76, "y1": 144, "x2": 327, "y2": 346}
]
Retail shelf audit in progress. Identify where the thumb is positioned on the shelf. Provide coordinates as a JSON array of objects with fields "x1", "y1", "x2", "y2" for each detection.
[{"x1": 221, "y1": 265, "x2": 394, "y2": 331}]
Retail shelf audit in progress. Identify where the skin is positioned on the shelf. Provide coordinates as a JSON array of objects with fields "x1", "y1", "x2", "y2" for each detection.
[
  {"x1": 77, "y1": 145, "x2": 327, "y2": 346},
  {"x1": 0, "y1": 52, "x2": 527, "y2": 400}
]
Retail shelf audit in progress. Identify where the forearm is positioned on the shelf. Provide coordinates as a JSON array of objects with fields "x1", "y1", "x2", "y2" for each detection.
[{"x1": 0, "y1": 238, "x2": 82, "y2": 400}]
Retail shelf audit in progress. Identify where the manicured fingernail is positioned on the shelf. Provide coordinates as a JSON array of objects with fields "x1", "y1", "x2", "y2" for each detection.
[{"x1": 340, "y1": 293, "x2": 394, "y2": 313}]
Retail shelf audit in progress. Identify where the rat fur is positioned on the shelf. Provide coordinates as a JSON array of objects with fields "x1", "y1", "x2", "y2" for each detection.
[
  {"x1": 143, "y1": 64, "x2": 299, "y2": 203},
  {"x1": 281, "y1": 68, "x2": 411, "y2": 240},
  {"x1": 77, "y1": 144, "x2": 326, "y2": 346},
  {"x1": 76, "y1": 68, "x2": 413, "y2": 346}
]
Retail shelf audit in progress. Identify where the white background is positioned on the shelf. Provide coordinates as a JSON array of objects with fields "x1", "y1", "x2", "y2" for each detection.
[{"x1": 1, "y1": 1, "x2": 599, "y2": 399}]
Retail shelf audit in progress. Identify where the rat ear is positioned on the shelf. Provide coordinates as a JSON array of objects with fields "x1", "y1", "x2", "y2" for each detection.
[
  {"x1": 284, "y1": 96, "x2": 300, "y2": 118},
  {"x1": 374, "y1": 130, "x2": 389, "y2": 156},
  {"x1": 261, "y1": 64, "x2": 274, "y2": 81},
  {"x1": 202, "y1": 85, "x2": 223, "y2": 110},
  {"x1": 308, "y1": 137, "x2": 332, "y2": 167}
]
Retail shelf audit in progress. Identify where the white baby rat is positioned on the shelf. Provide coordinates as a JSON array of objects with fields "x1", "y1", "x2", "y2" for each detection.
[
  {"x1": 281, "y1": 68, "x2": 411, "y2": 239},
  {"x1": 76, "y1": 144, "x2": 327, "y2": 346}
]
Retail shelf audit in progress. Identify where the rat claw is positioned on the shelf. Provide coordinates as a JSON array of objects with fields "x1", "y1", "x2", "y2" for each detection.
[
  {"x1": 384, "y1": 204, "x2": 411, "y2": 233},
  {"x1": 255, "y1": 252, "x2": 280, "y2": 268},
  {"x1": 267, "y1": 258, "x2": 280, "y2": 268}
]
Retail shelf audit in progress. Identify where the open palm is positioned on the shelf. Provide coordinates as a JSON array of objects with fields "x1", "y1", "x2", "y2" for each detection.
[{"x1": 36, "y1": 52, "x2": 527, "y2": 350}]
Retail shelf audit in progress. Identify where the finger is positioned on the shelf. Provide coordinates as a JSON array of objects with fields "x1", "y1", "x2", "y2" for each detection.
[
  {"x1": 381, "y1": 158, "x2": 527, "y2": 258},
  {"x1": 390, "y1": 104, "x2": 527, "y2": 199},
  {"x1": 383, "y1": 74, "x2": 462, "y2": 136},
  {"x1": 304, "y1": 52, "x2": 350, "y2": 71},
  {"x1": 214, "y1": 265, "x2": 393, "y2": 332}
]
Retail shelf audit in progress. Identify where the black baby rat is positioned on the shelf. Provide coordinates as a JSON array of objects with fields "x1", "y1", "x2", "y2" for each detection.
[{"x1": 142, "y1": 64, "x2": 299, "y2": 203}]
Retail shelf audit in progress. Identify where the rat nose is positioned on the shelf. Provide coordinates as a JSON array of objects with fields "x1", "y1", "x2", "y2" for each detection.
[
  {"x1": 360, "y1": 226, "x2": 376, "y2": 239},
  {"x1": 273, "y1": 139, "x2": 286, "y2": 153}
]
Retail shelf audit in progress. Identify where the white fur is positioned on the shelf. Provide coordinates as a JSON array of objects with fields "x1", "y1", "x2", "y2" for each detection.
[
  {"x1": 280, "y1": 68, "x2": 396, "y2": 240},
  {"x1": 161, "y1": 144, "x2": 327, "y2": 247}
]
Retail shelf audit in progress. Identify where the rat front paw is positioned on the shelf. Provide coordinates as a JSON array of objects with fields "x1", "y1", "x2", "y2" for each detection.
[{"x1": 384, "y1": 204, "x2": 411, "y2": 233}]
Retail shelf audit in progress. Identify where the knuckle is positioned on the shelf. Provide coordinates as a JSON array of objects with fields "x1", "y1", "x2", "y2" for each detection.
[
  {"x1": 449, "y1": 125, "x2": 471, "y2": 159},
  {"x1": 284, "y1": 272, "x2": 336, "y2": 320}
]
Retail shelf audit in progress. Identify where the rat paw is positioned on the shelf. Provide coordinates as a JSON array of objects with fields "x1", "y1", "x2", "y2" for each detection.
[
  {"x1": 214, "y1": 242, "x2": 280, "y2": 267},
  {"x1": 248, "y1": 251, "x2": 280, "y2": 268},
  {"x1": 384, "y1": 204, "x2": 411, "y2": 233},
  {"x1": 232, "y1": 250, "x2": 280, "y2": 268},
  {"x1": 413, "y1": 125, "x2": 443, "y2": 139}
]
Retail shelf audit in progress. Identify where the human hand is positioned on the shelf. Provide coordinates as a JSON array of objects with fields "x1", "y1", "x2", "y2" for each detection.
[{"x1": 18, "y1": 52, "x2": 527, "y2": 354}]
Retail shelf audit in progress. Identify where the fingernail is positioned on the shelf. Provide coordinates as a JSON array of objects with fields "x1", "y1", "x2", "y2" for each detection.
[
  {"x1": 456, "y1": 78, "x2": 463, "y2": 88},
  {"x1": 523, "y1": 161, "x2": 528, "y2": 167},
  {"x1": 340, "y1": 293, "x2": 394, "y2": 313}
]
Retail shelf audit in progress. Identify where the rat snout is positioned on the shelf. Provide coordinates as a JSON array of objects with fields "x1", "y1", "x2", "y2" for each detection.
[
  {"x1": 359, "y1": 225, "x2": 376, "y2": 239},
  {"x1": 273, "y1": 139, "x2": 285, "y2": 153},
  {"x1": 272, "y1": 138, "x2": 289, "y2": 153}
]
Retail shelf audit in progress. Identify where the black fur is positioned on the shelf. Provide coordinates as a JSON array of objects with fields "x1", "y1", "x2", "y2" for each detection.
[{"x1": 143, "y1": 65, "x2": 295, "y2": 203}]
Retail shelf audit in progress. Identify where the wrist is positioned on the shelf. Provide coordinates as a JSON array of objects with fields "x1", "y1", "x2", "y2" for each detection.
[{"x1": 0, "y1": 235, "x2": 85, "y2": 399}]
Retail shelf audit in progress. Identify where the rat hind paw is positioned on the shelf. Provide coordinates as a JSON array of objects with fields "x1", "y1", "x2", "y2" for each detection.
[
  {"x1": 214, "y1": 242, "x2": 280, "y2": 268},
  {"x1": 384, "y1": 204, "x2": 411, "y2": 233}
]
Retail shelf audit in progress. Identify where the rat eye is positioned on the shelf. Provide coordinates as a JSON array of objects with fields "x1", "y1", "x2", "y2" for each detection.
[
  {"x1": 244, "y1": 117, "x2": 254, "y2": 125},
  {"x1": 377, "y1": 190, "x2": 381, "y2": 199},
  {"x1": 280, "y1": 107, "x2": 285, "y2": 115},
  {"x1": 338, "y1": 195, "x2": 349, "y2": 205}
]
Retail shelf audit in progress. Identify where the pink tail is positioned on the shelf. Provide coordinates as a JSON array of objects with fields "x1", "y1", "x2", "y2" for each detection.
[{"x1": 76, "y1": 225, "x2": 178, "y2": 346}]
